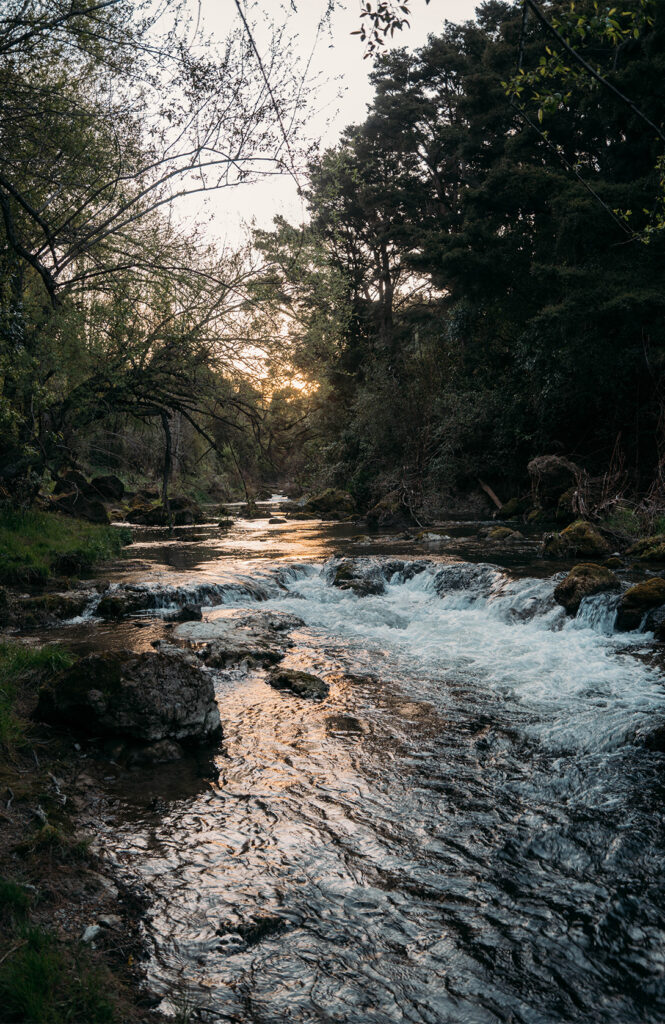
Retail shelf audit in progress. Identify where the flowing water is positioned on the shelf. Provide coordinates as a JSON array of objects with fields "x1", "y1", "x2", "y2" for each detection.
[{"x1": 71, "y1": 510, "x2": 665, "y2": 1022}]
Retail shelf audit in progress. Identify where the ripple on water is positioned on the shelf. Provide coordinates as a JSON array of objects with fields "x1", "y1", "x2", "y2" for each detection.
[{"x1": 86, "y1": 529, "x2": 665, "y2": 1023}]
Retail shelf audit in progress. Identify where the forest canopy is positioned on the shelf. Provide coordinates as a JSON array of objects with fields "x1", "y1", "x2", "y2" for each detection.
[{"x1": 1, "y1": 0, "x2": 664, "y2": 517}]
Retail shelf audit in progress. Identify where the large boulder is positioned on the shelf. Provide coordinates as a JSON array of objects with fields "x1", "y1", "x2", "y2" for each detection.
[
  {"x1": 528, "y1": 455, "x2": 583, "y2": 509},
  {"x1": 365, "y1": 490, "x2": 409, "y2": 528},
  {"x1": 91, "y1": 474, "x2": 124, "y2": 501},
  {"x1": 304, "y1": 488, "x2": 355, "y2": 520},
  {"x1": 553, "y1": 563, "x2": 620, "y2": 615},
  {"x1": 127, "y1": 495, "x2": 204, "y2": 526},
  {"x1": 542, "y1": 519, "x2": 610, "y2": 559},
  {"x1": 53, "y1": 470, "x2": 97, "y2": 500},
  {"x1": 36, "y1": 650, "x2": 221, "y2": 745},
  {"x1": 616, "y1": 578, "x2": 665, "y2": 632},
  {"x1": 47, "y1": 491, "x2": 110, "y2": 525}
]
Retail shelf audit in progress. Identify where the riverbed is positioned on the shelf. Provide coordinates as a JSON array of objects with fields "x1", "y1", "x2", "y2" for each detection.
[{"x1": 63, "y1": 506, "x2": 665, "y2": 1022}]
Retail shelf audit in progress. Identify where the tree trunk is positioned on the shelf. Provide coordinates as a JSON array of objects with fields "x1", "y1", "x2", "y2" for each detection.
[{"x1": 161, "y1": 411, "x2": 173, "y2": 532}]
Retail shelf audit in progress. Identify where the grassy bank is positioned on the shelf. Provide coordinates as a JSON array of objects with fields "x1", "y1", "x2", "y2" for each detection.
[
  {"x1": 0, "y1": 509, "x2": 130, "y2": 585},
  {"x1": 0, "y1": 642, "x2": 73, "y2": 752},
  {"x1": 0, "y1": 640, "x2": 162, "y2": 1023}
]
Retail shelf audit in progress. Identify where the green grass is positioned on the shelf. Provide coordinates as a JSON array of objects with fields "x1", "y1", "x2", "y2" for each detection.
[
  {"x1": 0, "y1": 925, "x2": 116, "y2": 1023},
  {"x1": 0, "y1": 642, "x2": 73, "y2": 753},
  {"x1": 602, "y1": 505, "x2": 642, "y2": 538},
  {"x1": 0, "y1": 509, "x2": 130, "y2": 584}
]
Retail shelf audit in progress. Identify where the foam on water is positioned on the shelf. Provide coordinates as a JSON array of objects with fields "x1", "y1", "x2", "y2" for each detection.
[{"x1": 258, "y1": 560, "x2": 665, "y2": 753}]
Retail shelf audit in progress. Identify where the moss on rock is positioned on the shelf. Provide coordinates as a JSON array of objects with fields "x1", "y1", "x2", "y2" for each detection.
[
  {"x1": 553, "y1": 563, "x2": 620, "y2": 615},
  {"x1": 616, "y1": 578, "x2": 665, "y2": 631},
  {"x1": 543, "y1": 519, "x2": 610, "y2": 559},
  {"x1": 626, "y1": 535, "x2": 665, "y2": 562},
  {"x1": 304, "y1": 489, "x2": 356, "y2": 520}
]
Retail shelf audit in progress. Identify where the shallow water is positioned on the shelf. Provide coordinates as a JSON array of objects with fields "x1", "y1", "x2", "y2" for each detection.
[{"x1": 76, "y1": 510, "x2": 665, "y2": 1022}]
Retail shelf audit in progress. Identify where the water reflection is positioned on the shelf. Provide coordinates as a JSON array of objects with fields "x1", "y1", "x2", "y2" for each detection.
[{"x1": 70, "y1": 510, "x2": 665, "y2": 1022}]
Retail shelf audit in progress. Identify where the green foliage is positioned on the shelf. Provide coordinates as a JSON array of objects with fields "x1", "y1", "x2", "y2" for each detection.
[
  {"x1": 0, "y1": 880, "x2": 31, "y2": 921},
  {"x1": 0, "y1": 510, "x2": 129, "y2": 584}
]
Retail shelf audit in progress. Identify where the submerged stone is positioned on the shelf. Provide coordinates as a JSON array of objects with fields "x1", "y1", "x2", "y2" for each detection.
[{"x1": 267, "y1": 668, "x2": 329, "y2": 700}]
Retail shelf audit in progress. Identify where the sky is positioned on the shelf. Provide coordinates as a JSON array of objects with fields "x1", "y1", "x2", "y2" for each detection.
[{"x1": 186, "y1": 1, "x2": 480, "y2": 244}]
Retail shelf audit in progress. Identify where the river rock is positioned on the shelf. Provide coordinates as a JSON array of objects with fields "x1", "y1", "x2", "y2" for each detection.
[
  {"x1": 616, "y1": 578, "x2": 665, "y2": 632},
  {"x1": 626, "y1": 535, "x2": 665, "y2": 562},
  {"x1": 542, "y1": 520, "x2": 610, "y2": 559},
  {"x1": 488, "y1": 526, "x2": 523, "y2": 541},
  {"x1": 267, "y1": 668, "x2": 329, "y2": 700},
  {"x1": 91, "y1": 474, "x2": 125, "y2": 501},
  {"x1": 553, "y1": 563, "x2": 620, "y2": 616},
  {"x1": 176, "y1": 611, "x2": 304, "y2": 668},
  {"x1": 127, "y1": 496, "x2": 204, "y2": 526},
  {"x1": 175, "y1": 603, "x2": 202, "y2": 622},
  {"x1": 47, "y1": 491, "x2": 110, "y2": 525},
  {"x1": 365, "y1": 490, "x2": 409, "y2": 528},
  {"x1": 36, "y1": 650, "x2": 221, "y2": 744},
  {"x1": 13, "y1": 589, "x2": 94, "y2": 627},
  {"x1": 528, "y1": 455, "x2": 584, "y2": 508},
  {"x1": 304, "y1": 488, "x2": 355, "y2": 520},
  {"x1": 330, "y1": 559, "x2": 385, "y2": 596},
  {"x1": 96, "y1": 588, "x2": 157, "y2": 619},
  {"x1": 645, "y1": 605, "x2": 665, "y2": 641}
]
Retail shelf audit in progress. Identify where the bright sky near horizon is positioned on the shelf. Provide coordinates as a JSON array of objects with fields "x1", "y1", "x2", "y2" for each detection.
[{"x1": 185, "y1": 0, "x2": 480, "y2": 244}]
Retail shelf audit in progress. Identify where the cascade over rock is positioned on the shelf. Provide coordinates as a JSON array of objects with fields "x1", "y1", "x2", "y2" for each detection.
[{"x1": 616, "y1": 578, "x2": 665, "y2": 632}]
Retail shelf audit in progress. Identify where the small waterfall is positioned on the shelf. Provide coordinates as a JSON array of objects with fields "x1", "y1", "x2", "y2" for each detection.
[{"x1": 571, "y1": 591, "x2": 621, "y2": 634}]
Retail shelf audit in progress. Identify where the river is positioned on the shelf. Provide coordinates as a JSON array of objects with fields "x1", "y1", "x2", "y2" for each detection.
[{"x1": 65, "y1": 504, "x2": 665, "y2": 1022}]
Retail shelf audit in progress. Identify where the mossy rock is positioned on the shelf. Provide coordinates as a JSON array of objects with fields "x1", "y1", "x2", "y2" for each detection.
[
  {"x1": 542, "y1": 519, "x2": 610, "y2": 559},
  {"x1": 604, "y1": 556, "x2": 624, "y2": 570},
  {"x1": 365, "y1": 490, "x2": 408, "y2": 527},
  {"x1": 626, "y1": 535, "x2": 665, "y2": 562},
  {"x1": 616, "y1": 578, "x2": 665, "y2": 631},
  {"x1": 497, "y1": 496, "x2": 528, "y2": 520},
  {"x1": 488, "y1": 526, "x2": 521, "y2": 541},
  {"x1": 553, "y1": 563, "x2": 620, "y2": 616},
  {"x1": 14, "y1": 590, "x2": 92, "y2": 627},
  {"x1": 555, "y1": 487, "x2": 578, "y2": 524},
  {"x1": 267, "y1": 668, "x2": 329, "y2": 700},
  {"x1": 305, "y1": 489, "x2": 356, "y2": 520}
]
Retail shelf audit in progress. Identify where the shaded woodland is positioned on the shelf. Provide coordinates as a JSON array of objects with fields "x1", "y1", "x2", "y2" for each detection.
[{"x1": 2, "y1": 1, "x2": 665, "y2": 518}]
